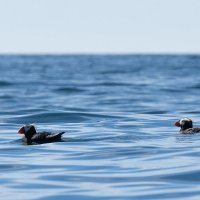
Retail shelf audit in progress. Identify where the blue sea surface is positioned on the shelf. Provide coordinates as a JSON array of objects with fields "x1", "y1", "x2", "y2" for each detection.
[{"x1": 1, "y1": 55, "x2": 200, "y2": 199}]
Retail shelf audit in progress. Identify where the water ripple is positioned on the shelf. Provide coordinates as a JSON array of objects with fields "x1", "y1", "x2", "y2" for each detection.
[{"x1": 1, "y1": 55, "x2": 200, "y2": 199}]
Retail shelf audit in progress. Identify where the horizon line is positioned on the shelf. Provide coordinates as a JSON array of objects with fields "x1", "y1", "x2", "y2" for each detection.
[{"x1": 0, "y1": 51, "x2": 200, "y2": 56}]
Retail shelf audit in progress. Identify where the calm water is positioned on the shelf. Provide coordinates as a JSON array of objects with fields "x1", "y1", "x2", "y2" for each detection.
[{"x1": 1, "y1": 55, "x2": 200, "y2": 199}]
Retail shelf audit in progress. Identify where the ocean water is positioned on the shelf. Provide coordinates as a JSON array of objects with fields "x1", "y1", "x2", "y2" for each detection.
[{"x1": 1, "y1": 55, "x2": 200, "y2": 199}]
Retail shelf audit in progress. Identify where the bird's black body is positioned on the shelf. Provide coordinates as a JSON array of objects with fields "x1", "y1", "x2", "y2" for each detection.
[
  {"x1": 18, "y1": 124, "x2": 65, "y2": 145},
  {"x1": 181, "y1": 128, "x2": 200, "y2": 134}
]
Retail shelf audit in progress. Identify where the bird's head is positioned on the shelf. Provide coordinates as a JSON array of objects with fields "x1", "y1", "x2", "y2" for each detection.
[
  {"x1": 174, "y1": 118, "x2": 193, "y2": 131},
  {"x1": 18, "y1": 124, "x2": 37, "y2": 136}
]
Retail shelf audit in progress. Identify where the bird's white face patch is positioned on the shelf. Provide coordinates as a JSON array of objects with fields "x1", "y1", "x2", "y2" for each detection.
[
  {"x1": 180, "y1": 118, "x2": 192, "y2": 125},
  {"x1": 23, "y1": 124, "x2": 35, "y2": 132}
]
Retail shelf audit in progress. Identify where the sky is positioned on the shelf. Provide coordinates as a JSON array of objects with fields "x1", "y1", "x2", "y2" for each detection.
[{"x1": 0, "y1": 0, "x2": 200, "y2": 54}]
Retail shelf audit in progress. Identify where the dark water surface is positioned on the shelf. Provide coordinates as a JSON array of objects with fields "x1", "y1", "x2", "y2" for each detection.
[{"x1": 1, "y1": 55, "x2": 200, "y2": 199}]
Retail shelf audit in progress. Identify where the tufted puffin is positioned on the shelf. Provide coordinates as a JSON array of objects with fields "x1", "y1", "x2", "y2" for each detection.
[
  {"x1": 174, "y1": 118, "x2": 200, "y2": 134},
  {"x1": 18, "y1": 124, "x2": 65, "y2": 145}
]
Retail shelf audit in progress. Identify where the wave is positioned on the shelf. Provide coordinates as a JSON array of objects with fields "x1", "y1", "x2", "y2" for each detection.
[
  {"x1": 95, "y1": 82, "x2": 134, "y2": 87},
  {"x1": 189, "y1": 83, "x2": 200, "y2": 89},
  {"x1": 0, "y1": 94, "x2": 13, "y2": 99},
  {"x1": 0, "y1": 80, "x2": 13, "y2": 87},
  {"x1": 6, "y1": 111, "x2": 122, "y2": 124},
  {"x1": 161, "y1": 88, "x2": 184, "y2": 93},
  {"x1": 54, "y1": 87, "x2": 86, "y2": 93}
]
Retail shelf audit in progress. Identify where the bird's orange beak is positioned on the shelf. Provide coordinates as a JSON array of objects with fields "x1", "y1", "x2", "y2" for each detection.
[
  {"x1": 174, "y1": 120, "x2": 181, "y2": 127},
  {"x1": 18, "y1": 127, "x2": 25, "y2": 134}
]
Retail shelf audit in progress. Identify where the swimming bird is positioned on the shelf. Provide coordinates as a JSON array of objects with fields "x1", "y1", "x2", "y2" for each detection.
[
  {"x1": 174, "y1": 118, "x2": 200, "y2": 134},
  {"x1": 18, "y1": 124, "x2": 65, "y2": 145}
]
